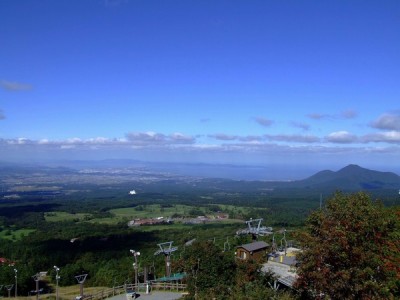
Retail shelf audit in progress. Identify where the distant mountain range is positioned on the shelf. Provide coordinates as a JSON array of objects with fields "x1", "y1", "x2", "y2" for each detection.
[{"x1": 274, "y1": 164, "x2": 400, "y2": 192}]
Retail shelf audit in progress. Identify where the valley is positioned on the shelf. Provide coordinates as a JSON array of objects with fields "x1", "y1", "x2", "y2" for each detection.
[{"x1": 0, "y1": 162, "x2": 399, "y2": 299}]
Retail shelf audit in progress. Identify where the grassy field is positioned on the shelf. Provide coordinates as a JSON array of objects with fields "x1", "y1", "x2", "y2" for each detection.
[
  {"x1": 43, "y1": 204, "x2": 200, "y2": 225},
  {"x1": 109, "y1": 204, "x2": 256, "y2": 220},
  {"x1": 44, "y1": 212, "x2": 90, "y2": 222},
  {"x1": 111, "y1": 204, "x2": 201, "y2": 218},
  {"x1": 0, "y1": 227, "x2": 36, "y2": 241},
  {"x1": 42, "y1": 204, "x2": 257, "y2": 226}
]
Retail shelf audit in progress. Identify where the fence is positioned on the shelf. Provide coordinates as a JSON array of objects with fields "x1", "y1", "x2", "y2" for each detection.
[{"x1": 83, "y1": 282, "x2": 188, "y2": 300}]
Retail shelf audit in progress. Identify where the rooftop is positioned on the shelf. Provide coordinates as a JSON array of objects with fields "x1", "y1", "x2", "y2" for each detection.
[
  {"x1": 262, "y1": 260, "x2": 298, "y2": 288},
  {"x1": 239, "y1": 241, "x2": 269, "y2": 252}
]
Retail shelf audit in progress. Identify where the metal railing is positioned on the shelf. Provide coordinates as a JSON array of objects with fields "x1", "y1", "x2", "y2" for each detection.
[{"x1": 83, "y1": 282, "x2": 188, "y2": 300}]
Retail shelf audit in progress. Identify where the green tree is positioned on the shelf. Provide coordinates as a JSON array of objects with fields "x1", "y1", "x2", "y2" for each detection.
[
  {"x1": 295, "y1": 192, "x2": 400, "y2": 299},
  {"x1": 175, "y1": 241, "x2": 236, "y2": 298},
  {"x1": 175, "y1": 241, "x2": 296, "y2": 300}
]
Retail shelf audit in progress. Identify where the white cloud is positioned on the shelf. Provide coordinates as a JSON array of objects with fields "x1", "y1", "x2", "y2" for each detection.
[
  {"x1": 38, "y1": 139, "x2": 50, "y2": 144},
  {"x1": 1, "y1": 122, "x2": 400, "y2": 166},
  {"x1": 325, "y1": 131, "x2": 358, "y2": 143},
  {"x1": 65, "y1": 138, "x2": 83, "y2": 144},
  {"x1": 209, "y1": 133, "x2": 319, "y2": 144},
  {"x1": 125, "y1": 132, "x2": 166, "y2": 145},
  {"x1": 125, "y1": 131, "x2": 195, "y2": 146},
  {"x1": 362, "y1": 131, "x2": 400, "y2": 144},
  {"x1": 290, "y1": 121, "x2": 310, "y2": 131},
  {"x1": 208, "y1": 133, "x2": 238, "y2": 141},
  {"x1": 7, "y1": 138, "x2": 30, "y2": 145},
  {"x1": 371, "y1": 113, "x2": 400, "y2": 131},
  {"x1": 192, "y1": 144, "x2": 221, "y2": 149},
  {"x1": 254, "y1": 116, "x2": 274, "y2": 127},
  {"x1": 170, "y1": 132, "x2": 196, "y2": 144},
  {"x1": 340, "y1": 110, "x2": 357, "y2": 119},
  {"x1": 265, "y1": 134, "x2": 320, "y2": 143},
  {"x1": 87, "y1": 137, "x2": 118, "y2": 144},
  {"x1": 60, "y1": 145, "x2": 76, "y2": 149},
  {"x1": 307, "y1": 109, "x2": 357, "y2": 121},
  {"x1": 307, "y1": 113, "x2": 329, "y2": 120},
  {"x1": 238, "y1": 135, "x2": 263, "y2": 142}
]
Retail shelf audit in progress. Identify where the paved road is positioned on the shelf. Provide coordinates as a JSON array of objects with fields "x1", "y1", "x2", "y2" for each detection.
[{"x1": 107, "y1": 291, "x2": 185, "y2": 300}]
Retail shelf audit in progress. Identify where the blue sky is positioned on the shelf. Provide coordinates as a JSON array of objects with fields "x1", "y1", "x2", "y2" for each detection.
[{"x1": 0, "y1": 0, "x2": 399, "y2": 178}]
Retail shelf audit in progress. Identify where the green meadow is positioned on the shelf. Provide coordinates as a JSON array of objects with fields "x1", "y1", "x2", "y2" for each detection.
[
  {"x1": 0, "y1": 226, "x2": 36, "y2": 241},
  {"x1": 44, "y1": 211, "x2": 90, "y2": 222},
  {"x1": 42, "y1": 204, "x2": 249, "y2": 226}
]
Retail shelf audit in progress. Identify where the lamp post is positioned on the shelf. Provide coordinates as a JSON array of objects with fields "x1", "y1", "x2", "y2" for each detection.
[
  {"x1": 54, "y1": 266, "x2": 60, "y2": 300},
  {"x1": 129, "y1": 250, "x2": 140, "y2": 291},
  {"x1": 13, "y1": 269, "x2": 17, "y2": 298},
  {"x1": 32, "y1": 273, "x2": 40, "y2": 300},
  {"x1": 74, "y1": 274, "x2": 88, "y2": 299},
  {"x1": 5, "y1": 285, "x2": 13, "y2": 298}
]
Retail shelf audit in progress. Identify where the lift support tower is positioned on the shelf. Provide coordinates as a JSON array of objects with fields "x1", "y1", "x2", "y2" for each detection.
[{"x1": 154, "y1": 241, "x2": 177, "y2": 277}]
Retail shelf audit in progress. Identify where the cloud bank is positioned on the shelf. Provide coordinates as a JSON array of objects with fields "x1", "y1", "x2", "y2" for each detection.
[{"x1": 1, "y1": 111, "x2": 399, "y2": 166}]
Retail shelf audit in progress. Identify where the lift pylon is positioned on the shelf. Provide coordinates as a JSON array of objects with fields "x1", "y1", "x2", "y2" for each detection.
[
  {"x1": 236, "y1": 218, "x2": 273, "y2": 239},
  {"x1": 154, "y1": 241, "x2": 178, "y2": 277}
]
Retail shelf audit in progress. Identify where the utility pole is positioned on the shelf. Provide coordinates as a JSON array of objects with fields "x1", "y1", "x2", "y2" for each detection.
[
  {"x1": 193, "y1": 259, "x2": 200, "y2": 300},
  {"x1": 271, "y1": 233, "x2": 277, "y2": 253},
  {"x1": 129, "y1": 250, "x2": 140, "y2": 291},
  {"x1": 13, "y1": 269, "x2": 17, "y2": 298},
  {"x1": 280, "y1": 229, "x2": 287, "y2": 255},
  {"x1": 54, "y1": 266, "x2": 60, "y2": 300}
]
